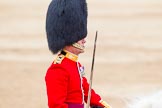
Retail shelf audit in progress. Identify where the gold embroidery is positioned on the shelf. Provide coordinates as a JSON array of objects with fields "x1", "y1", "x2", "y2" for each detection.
[
  {"x1": 53, "y1": 54, "x2": 65, "y2": 64},
  {"x1": 63, "y1": 50, "x2": 78, "y2": 62},
  {"x1": 99, "y1": 100, "x2": 112, "y2": 108}
]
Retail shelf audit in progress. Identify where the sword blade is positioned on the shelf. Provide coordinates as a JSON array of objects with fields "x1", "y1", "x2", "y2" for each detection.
[{"x1": 86, "y1": 31, "x2": 98, "y2": 108}]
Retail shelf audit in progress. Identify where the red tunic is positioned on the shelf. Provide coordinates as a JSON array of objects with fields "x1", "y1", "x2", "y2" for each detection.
[{"x1": 45, "y1": 51, "x2": 104, "y2": 108}]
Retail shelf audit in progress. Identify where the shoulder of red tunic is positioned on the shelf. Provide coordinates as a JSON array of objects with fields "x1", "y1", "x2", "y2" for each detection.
[{"x1": 45, "y1": 54, "x2": 69, "y2": 80}]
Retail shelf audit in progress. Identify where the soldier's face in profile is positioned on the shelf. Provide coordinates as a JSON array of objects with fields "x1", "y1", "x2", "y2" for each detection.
[
  {"x1": 77, "y1": 38, "x2": 86, "y2": 48},
  {"x1": 76, "y1": 38, "x2": 86, "y2": 53}
]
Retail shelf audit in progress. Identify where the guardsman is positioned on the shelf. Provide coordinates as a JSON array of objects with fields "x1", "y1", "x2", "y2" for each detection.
[{"x1": 45, "y1": 0, "x2": 112, "y2": 108}]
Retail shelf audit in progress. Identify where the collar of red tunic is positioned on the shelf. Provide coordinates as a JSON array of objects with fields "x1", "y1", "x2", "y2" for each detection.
[{"x1": 62, "y1": 50, "x2": 78, "y2": 62}]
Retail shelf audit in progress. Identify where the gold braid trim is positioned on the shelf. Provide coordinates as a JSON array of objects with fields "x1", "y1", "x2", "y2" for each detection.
[{"x1": 99, "y1": 100, "x2": 112, "y2": 108}]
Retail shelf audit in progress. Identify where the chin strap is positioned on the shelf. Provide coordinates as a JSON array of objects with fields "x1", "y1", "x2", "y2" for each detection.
[{"x1": 72, "y1": 43, "x2": 84, "y2": 50}]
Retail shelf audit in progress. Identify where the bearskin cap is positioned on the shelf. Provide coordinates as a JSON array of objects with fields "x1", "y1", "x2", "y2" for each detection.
[{"x1": 46, "y1": 0, "x2": 88, "y2": 54}]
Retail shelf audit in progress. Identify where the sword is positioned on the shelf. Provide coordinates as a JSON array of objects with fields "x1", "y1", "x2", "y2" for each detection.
[{"x1": 86, "y1": 31, "x2": 98, "y2": 108}]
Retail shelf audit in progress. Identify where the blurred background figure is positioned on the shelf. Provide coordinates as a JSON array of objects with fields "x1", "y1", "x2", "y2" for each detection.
[{"x1": 0, "y1": 0, "x2": 162, "y2": 108}]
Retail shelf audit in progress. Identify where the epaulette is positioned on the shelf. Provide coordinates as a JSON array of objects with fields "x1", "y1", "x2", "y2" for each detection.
[{"x1": 53, "y1": 54, "x2": 65, "y2": 64}]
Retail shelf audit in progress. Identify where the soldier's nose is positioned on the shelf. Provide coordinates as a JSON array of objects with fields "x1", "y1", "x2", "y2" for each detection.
[{"x1": 82, "y1": 38, "x2": 86, "y2": 44}]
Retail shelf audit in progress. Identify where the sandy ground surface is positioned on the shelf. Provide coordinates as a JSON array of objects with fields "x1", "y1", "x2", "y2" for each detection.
[{"x1": 0, "y1": 0, "x2": 162, "y2": 108}]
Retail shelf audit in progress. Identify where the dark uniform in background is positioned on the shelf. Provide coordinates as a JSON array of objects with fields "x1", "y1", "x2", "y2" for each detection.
[{"x1": 45, "y1": 0, "x2": 112, "y2": 108}]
